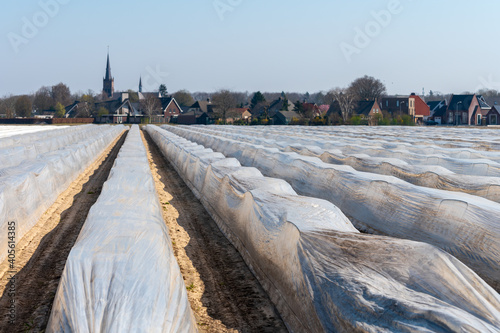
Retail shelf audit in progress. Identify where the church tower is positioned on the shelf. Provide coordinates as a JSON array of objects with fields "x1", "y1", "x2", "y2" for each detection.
[
  {"x1": 103, "y1": 50, "x2": 114, "y2": 98},
  {"x1": 139, "y1": 76, "x2": 143, "y2": 93}
]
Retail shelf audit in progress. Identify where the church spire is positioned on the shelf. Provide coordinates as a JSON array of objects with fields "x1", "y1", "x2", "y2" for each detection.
[
  {"x1": 105, "y1": 49, "x2": 112, "y2": 81},
  {"x1": 139, "y1": 76, "x2": 143, "y2": 93},
  {"x1": 103, "y1": 47, "x2": 114, "y2": 98}
]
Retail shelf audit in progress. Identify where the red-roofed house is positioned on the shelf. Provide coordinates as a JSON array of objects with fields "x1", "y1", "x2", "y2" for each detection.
[{"x1": 408, "y1": 93, "x2": 430, "y2": 124}]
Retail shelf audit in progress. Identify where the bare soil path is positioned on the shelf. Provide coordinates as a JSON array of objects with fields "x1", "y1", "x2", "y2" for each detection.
[
  {"x1": 141, "y1": 129, "x2": 288, "y2": 333},
  {"x1": 0, "y1": 130, "x2": 127, "y2": 332}
]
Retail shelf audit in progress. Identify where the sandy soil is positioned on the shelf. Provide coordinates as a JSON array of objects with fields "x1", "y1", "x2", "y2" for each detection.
[
  {"x1": 0, "y1": 130, "x2": 127, "y2": 332},
  {"x1": 141, "y1": 129, "x2": 288, "y2": 333}
]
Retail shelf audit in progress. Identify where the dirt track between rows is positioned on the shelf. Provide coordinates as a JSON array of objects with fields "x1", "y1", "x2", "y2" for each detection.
[{"x1": 142, "y1": 129, "x2": 287, "y2": 333}]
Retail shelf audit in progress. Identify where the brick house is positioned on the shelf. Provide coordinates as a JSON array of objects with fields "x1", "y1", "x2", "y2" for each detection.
[
  {"x1": 446, "y1": 94, "x2": 481, "y2": 125},
  {"x1": 379, "y1": 96, "x2": 409, "y2": 116},
  {"x1": 408, "y1": 93, "x2": 430, "y2": 123},
  {"x1": 160, "y1": 97, "x2": 182, "y2": 123},
  {"x1": 355, "y1": 100, "x2": 381, "y2": 124},
  {"x1": 486, "y1": 105, "x2": 500, "y2": 125},
  {"x1": 472, "y1": 95, "x2": 492, "y2": 125}
]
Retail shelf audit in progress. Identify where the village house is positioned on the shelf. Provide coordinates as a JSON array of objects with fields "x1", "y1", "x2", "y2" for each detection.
[
  {"x1": 302, "y1": 102, "x2": 322, "y2": 118},
  {"x1": 486, "y1": 105, "x2": 500, "y2": 125},
  {"x1": 379, "y1": 96, "x2": 409, "y2": 116},
  {"x1": 95, "y1": 92, "x2": 136, "y2": 124},
  {"x1": 445, "y1": 94, "x2": 482, "y2": 125},
  {"x1": 160, "y1": 97, "x2": 182, "y2": 123},
  {"x1": 252, "y1": 97, "x2": 294, "y2": 119},
  {"x1": 408, "y1": 93, "x2": 430, "y2": 124},
  {"x1": 475, "y1": 95, "x2": 492, "y2": 125},
  {"x1": 227, "y1": 108, "x2": 252, "y2": 123},
  {"x1": 177, "y1": 111, "x2": 210, "y2": 125},
  {"x1": 273, "y1": 110, "x2": 301, "y2": 125},
  {"x1": 427, "y1": 100, "x2": 448, "y2": 124},
  {"x1": 188, "y1": 99, "x2": 216, "y2": 115},
  {"x1": 355, "y1": 100, "x2": 381, "y2": 125}
]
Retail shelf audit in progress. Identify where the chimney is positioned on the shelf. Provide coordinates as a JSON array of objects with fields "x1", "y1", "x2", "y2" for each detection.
[
  {"x1": 207, "y1": 98, "x2": 211, "y2": 104},
  {"x1": 121, "y1": 92, "x2": 129, "y2": 103}
]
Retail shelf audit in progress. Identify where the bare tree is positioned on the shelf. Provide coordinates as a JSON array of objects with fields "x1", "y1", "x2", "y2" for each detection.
[
  {"x1": 328, "y1": 88, "x2": 356, "y2": 122},
  {"x1": 348, "y1": 75, "x2": 386, "y2": 101},
  {"x1": 140, "y1": 94, "x2": 161, "y2": 120},
  {"x1": 15, "y1": 95, "x2": 33, "y2": 118},
  {"x1": 0, "y1": 95, "x2": 17, "y2": 118},
  {"x1": 51, "y1": 83, "x2": 72, "y2": 106},
  {"x1": 33, "y1": 86, "x2": 54, "y2": 112},
  {"x1": 232, "y1": 91, "x2": 249, "y2": 107},
  {"x1": 212, "y1": 89, "x2": 237, "y2": 123},
  {"x1": 477, "y1": 89, "x2": 500, "y2": 97}
]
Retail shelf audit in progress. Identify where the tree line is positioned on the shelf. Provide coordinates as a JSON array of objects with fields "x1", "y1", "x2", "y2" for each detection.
[{"x1": 2, "y1": 76, "x2": 498, "y2": 123}]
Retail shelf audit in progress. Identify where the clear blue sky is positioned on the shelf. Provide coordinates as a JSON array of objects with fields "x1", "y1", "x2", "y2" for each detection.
[{"x1": 1, "y1": 0, "x2": 499, "y2": 97}]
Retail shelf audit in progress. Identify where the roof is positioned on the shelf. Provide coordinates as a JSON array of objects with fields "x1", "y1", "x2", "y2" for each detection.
[
  {"x1": 427, "y1": 100, "x2": 446, "y2": 111},
  {"x1": 433, "y1": 105, "x2": 447, "y2": 117},
  {"x1": 141, "y1": 92, "x2": 161, "y2": 99},
  {"x1": 101, "y1": 91, "x2": 129, "y2": 102},
  {"x1": 380, "y1": 96, "x2": 409, "y2": 102},
  {"x1": 189, "y1": 100, "x2": 216, "y2": 113},
  {"x1": 483, "y1": 96, "x2": 500, "y2": 107},
  {"x1": 131, "y1": 102, "x2": 141, "y2": 115},
  {"x1": 268, "y1": 98, "x2": 293, "y2": 117},
  {"x1": 447, "y1": 94, "x2": 476, "y2": 111},
  {"x1": 274, "y1": 110, "x2": 300, "y2": 121},
  {"x1": 355, "y1": 100, "x2": 377, "y2": 116},
  {"x1": 179, "y1": 110, "x2": 207, "y2": 117},
  {"x1": 64, "y1": 101, "x2": 80, "y2": 116},
  {"x1": 428, "y1": 100, "x2": 447, "y2": 117},
  {"x1": 95, "y1": 98, "x2": 133, "y2": 114},
  {"x1": 159, "y1": 97, "x2": 182, "y2": 112},
  {"x1": 318, "y1": 104, "x2": 330, "y2": 113},
  {"x1": 489, "y1": 105, "x2": 500, "y2": 114},
  {"x1": 229, "y1": 108, "x2": 251, "y2": 115},
  {"x1": 477, "y1": 95, "x2": 491, "y2": 109},
  {"x1": 250, "y1": 102, "x2": 270, "y2": 117},
  {"x1": 326, "y1": 101, "x2": 341, "y2": 116}
]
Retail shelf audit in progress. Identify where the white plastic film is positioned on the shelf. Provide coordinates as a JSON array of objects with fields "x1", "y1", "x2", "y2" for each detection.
[
  {"x1": 47, "y1": 125, "x2": 197, "y2": 333},
  {"x1": 147, "y1": 125, "x2": 500, "y2": 333},
  {"x1": 164, "y1": 125, "x2": 500, "y2": 292},
  {"x1": 0, "y1": 125, "x2": 125, "y2": 263}
]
